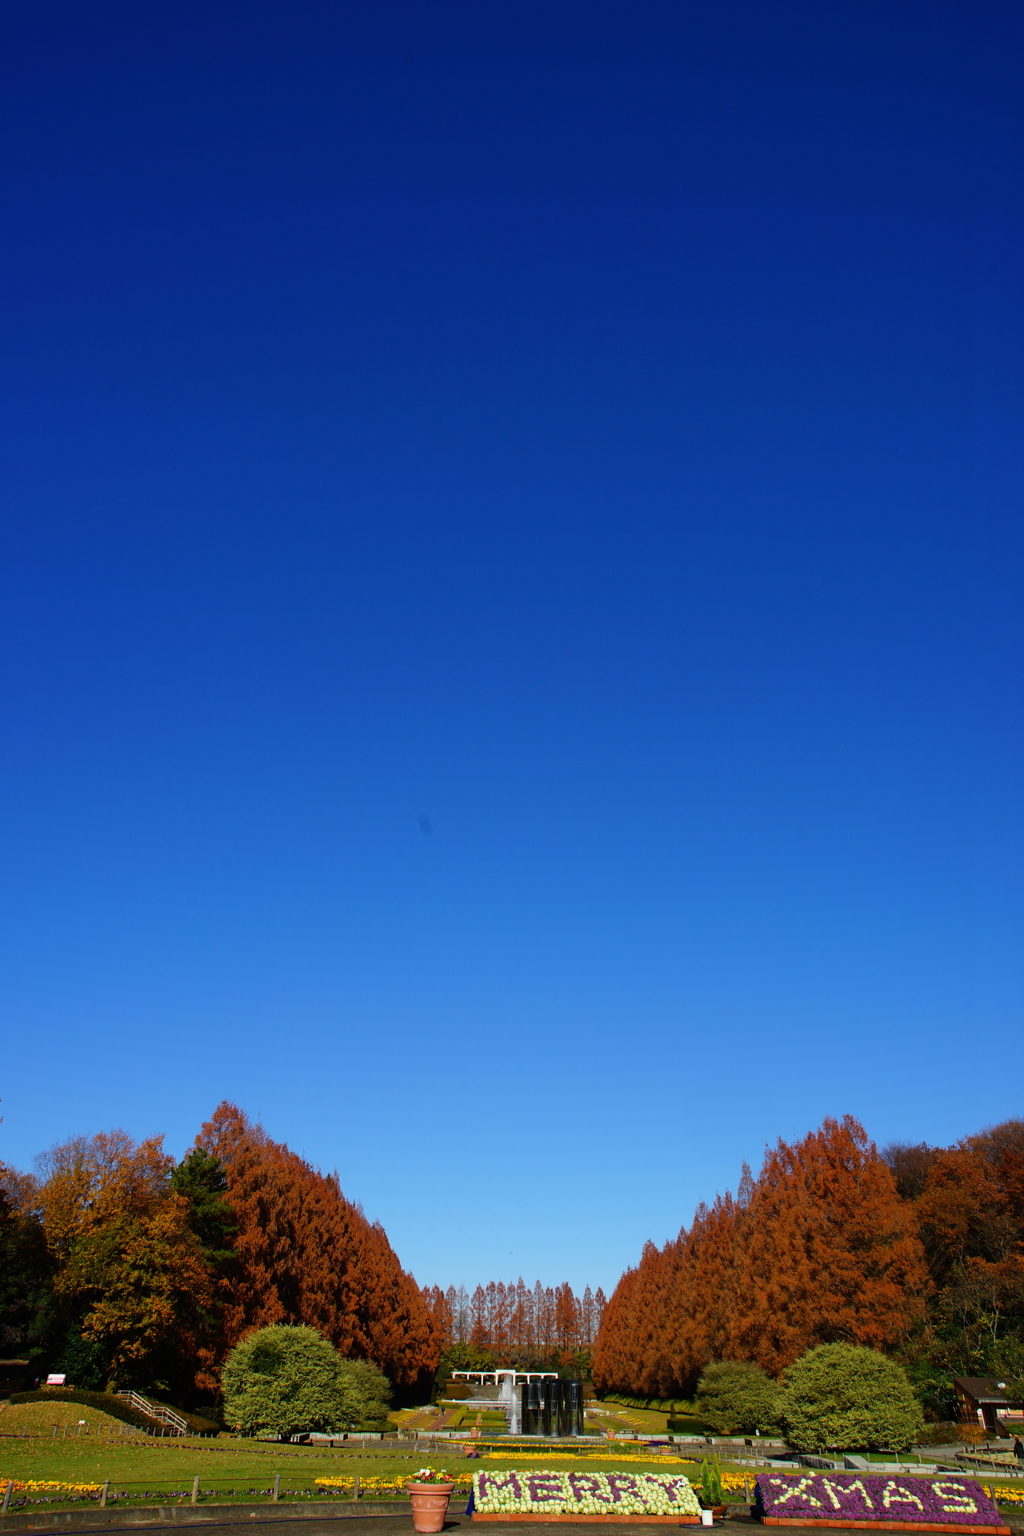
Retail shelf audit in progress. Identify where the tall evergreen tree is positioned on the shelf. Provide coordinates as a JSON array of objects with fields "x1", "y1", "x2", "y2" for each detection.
[{"x1": 171, "y1": 1148, "x2": 235, "y2": 1262}]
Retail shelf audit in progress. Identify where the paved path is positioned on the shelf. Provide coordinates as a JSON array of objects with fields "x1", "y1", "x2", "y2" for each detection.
[
  {"x1": 13, "y1": 1515, "x2": 989, "y2": 1536},
  {"x1": 11, "y1": 1515, "x2": 1024, "y2": 1536},
  {"x1": 13, "y1": 1520, "x2": 731, "y2": 1536}
]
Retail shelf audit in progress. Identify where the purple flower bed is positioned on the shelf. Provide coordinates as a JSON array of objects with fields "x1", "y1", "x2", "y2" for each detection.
[{"x1": 755, "y1": 1474, "x2": 1003, "y2": 1527}]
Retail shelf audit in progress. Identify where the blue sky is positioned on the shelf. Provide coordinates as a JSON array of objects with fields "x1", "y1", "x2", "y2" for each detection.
[{"x1": 2, "y1": 0, "x2": 1022, "y2": 1294}]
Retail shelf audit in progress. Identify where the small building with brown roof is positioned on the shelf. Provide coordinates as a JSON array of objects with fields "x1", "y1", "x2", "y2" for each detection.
[{"x1": 954, "y1": 1377, "x2": 1024, "y2": 1434}]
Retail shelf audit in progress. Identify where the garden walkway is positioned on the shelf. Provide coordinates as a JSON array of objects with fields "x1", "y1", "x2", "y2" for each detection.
[{"x1": 6, "y1": 1516, "x2": 1024, "y2": 1536}]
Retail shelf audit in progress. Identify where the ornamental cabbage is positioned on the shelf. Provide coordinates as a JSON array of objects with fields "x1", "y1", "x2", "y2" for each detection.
[
  {"x1": 472, "y1": 1470, "x2": 701, "y2": 1517},
  {"x1": 755, "y1": 1474, "x2": 1004, "y2": 1527}
]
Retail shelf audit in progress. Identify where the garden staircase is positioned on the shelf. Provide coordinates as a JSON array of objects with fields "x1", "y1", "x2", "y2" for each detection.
[
  {"x1": 456, "y1": 1381, "x2": 514, "y2": 1431},
  {"x1": 115, "y1": 1391, "x2": 188, "y2": 1435}
]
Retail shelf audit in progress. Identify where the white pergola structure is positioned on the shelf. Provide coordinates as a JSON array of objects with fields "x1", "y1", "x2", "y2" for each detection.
[{"x1": 451, "y1": 1369, "x2": 557, "y2": 1384}]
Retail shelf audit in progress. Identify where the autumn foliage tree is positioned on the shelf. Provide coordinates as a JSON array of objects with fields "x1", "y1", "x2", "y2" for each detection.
[
  {"x1": 437, "y1": 1277, "x2": 605, "y2": 1356},
  {"x1": 0, "y1": 1169, "x2": 54, "y2": 1359},
  {"x1": 198, "y1": 1102, "x2": 436, "y2": 1390},
  {"x1": 727, "y1": 1117, "x2": 928, "y2": 1372},
  {"x1": 35, "y1": 1131, "x2": 214, "y2": 1392},
  {"x1": 9, "y1": 1106, "x2": 1020, "y2": 1417},
  {"x1": 888, "y1": 1120, "x2": 1024, "y2": 1402},
  {"x1": 593, "y1": 1117, "x2": 929, "y2": 1396},
  {"x1": 2, "y1": 1105, "x2": 438, "y2": 1403},
  {"x1": 421, "y1": 1283, "x2": 454, "y2": 1357}
]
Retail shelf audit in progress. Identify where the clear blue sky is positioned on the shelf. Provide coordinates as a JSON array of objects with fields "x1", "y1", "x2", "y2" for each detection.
[{"x1": 2, "y1": 1, "x2": 1022, "y2": 1296}]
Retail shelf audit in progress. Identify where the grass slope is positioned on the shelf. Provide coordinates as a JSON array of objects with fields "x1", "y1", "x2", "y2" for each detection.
[
  {"x1": 585, "y1": 1402, "x2": 672, "y2": 1434},
  {"x1": 0, "y1": 1402, "x2": 156, "y2": 1437}
]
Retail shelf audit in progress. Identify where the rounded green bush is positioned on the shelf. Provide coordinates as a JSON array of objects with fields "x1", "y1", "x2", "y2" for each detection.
[
  {"x1": 780, "y1": 1343, "x2": 924, "y2": 1452},
  {"x1": 696, "y1": 1360, "x2": 782, "y2": 1434},
  {"x1": 222, "y1": 1324, "x2": 390, "y2": 1438}
]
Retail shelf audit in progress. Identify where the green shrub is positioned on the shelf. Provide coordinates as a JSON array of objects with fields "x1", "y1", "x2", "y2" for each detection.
[
  {"x1": 697, "y1": 1456, "x2": 725, "y2": 1506},
  {"x1": 601, "y1": 1393, "x2": 696, "y2": 1414},
  {"x1": 914, "y1": 1421, "x2": 960, "y2": 1446},
  {"x1": 341, "y1": 1358, "x2": 391, "y2": 1432},
  {"x1": 222, "y1": 1325, "x2": 391, "y2": 1439},
  {"x1": 780, "y1": 1344, "x2": 925, "y2": 1453},
  {"x1": 696, "y1": 1361, "x2": 782, "y2": 1435},
  {"x1": 49, "y1": 1333, "x2": 106, "y2": 1392}
]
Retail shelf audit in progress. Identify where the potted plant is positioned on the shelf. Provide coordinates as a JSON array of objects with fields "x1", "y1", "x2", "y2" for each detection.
[
  {"x1": 407, "y1": 1468, "x2": 456, "y2": 1533},
  {"x1": 697, "y1": 1456, "x2": 728, "y2": 1522}
]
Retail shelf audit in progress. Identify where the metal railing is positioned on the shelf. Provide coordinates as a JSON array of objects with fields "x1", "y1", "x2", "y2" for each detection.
[{"x1": 114, "y1": 1390, "x2": 188, "y2": 1435}]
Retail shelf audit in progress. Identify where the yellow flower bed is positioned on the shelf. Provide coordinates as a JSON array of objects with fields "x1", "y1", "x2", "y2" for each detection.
[
  {"x1": 314, "y1": 1473, "x2": 474, "y2": 1493},
  {"x1": 0, "y1": 1481, "x2": 103, "y2": 1494},
  {"x1": 709, "y1": 1473, "x2": 749, "y2": 1494},
  {"x1": 483, "y1": 1453, "x2": 689, "y2": 1464}
]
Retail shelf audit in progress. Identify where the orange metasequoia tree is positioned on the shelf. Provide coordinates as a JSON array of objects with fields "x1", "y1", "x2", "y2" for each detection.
[
  {"x1": 593, "y1": 1115, "x2": 928, "y2": 1396},
  {"x1": 726, "y1": 1116, "x2": 928, "y2": 1373},
  {"x1": 912, "y1": 1124, "x2": 1024, "y2": 1356},
  {"x1": 198, "y1": 1102, "x2": 436, "y2": 1387}
]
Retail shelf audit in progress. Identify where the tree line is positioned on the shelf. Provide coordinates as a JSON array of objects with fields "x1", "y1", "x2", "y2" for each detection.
[
  {"x1": 421, "y1": 1279, "x2": 608, "y2": 1355},
  {"x1": 0, "y1": 1102, "x2": 438, "y2": 1406},
  {"x1": 592, "y1": 1114, "x2": 1024, "y2": 1419},
  {"x1": 6, "y1": 1104, "x2": 1020, "y2": 1421},
  {"x1": 0, "y1": 1101, "x2": 609, "y2": 1409}
]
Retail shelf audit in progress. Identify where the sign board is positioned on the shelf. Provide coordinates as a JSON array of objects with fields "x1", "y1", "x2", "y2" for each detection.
[{"x1": 46, "y1": 1373, "x2": 67, "y2": 1385}]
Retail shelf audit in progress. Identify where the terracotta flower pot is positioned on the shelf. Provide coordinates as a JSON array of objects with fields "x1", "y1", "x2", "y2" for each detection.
[{"x1": 407, "y1": 1482, "x2": 455, "y2": 1533}]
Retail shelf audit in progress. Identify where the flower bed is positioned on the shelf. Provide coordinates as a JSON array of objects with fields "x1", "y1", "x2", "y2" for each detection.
[
  {"x1": 470, "y1": 1469, "x2": 702, "y2": 1522},
  {"x1": 755, "y1": 1474, "x2": 1010, "y2": 1533},
  {"x1": 0, "y1": 1481, "x2": 103, "y2": 1495},
  {"x1": 316, "y1": 1474, "x2": 473, "y2": 1496},
  {"x1": 483, "y1": 1452, "x2": 690, "y2": 1465},
  {"x1": 0, "y1": 1475, "x2": 472, "y2": 1511}
]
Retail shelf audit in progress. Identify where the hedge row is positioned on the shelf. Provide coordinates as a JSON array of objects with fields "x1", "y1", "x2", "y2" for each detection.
[{"x1": 601, "y1": 1393, "x2": 698, "y2": 1415}]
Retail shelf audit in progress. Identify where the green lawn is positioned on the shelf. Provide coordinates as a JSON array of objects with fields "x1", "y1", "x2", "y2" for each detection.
[
  {"x1": 585, "y1": 1402, "x2": 672, "y2": 1434},
  {"x1": 0, "y1": 1433, "x2": 449, "y2": 1510},
  {"x1": 3, "y1": 1409, "x2": 1022, "y2": 1518},
  {"x1": 0, "y1": 1418, "x2": 736, "y2": 1512}
]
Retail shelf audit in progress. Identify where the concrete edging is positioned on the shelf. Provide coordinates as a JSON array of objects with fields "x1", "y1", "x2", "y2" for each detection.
[{"x1": 0, "y1": 1501, "x2": 455, "y2": 1530}]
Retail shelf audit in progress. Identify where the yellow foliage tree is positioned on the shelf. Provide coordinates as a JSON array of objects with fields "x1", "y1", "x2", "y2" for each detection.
[{"x1": 39, "y1": 1131, "x2": 214, "y2": 1387}]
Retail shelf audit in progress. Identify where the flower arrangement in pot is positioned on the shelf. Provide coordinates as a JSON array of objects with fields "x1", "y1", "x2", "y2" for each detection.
[
  {"x1": 407, "y1": 1468, "x2": 456, "y2": 1534},
  {"x1": 697, "y1": 1456, "x2": 728, "y2": 1519}
]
